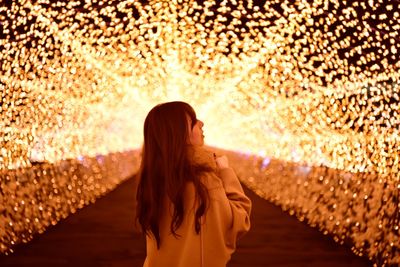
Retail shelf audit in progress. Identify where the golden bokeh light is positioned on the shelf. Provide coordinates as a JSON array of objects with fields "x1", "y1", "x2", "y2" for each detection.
[{"x1": 0, "y1": 0, "x2": 399, "y2": 265}]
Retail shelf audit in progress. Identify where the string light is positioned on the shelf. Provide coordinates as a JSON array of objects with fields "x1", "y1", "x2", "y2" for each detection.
[{"x1": 0, "y1": 0, "x2": 398, "y2": 265}]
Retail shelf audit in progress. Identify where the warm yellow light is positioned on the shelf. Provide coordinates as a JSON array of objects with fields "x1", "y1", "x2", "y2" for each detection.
[{"x1": 0, "y1": 0, "x2": 399, "y2": 265}]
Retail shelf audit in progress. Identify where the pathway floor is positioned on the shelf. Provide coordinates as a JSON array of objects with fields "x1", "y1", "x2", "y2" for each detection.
[{"x1": 0, "y1": 176, "x2": 372, "y2": 267}]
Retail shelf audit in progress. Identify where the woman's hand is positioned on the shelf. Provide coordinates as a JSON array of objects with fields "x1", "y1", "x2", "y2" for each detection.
[{"x1": 214, "y1": 154, "x2": 230, "y2": 170}]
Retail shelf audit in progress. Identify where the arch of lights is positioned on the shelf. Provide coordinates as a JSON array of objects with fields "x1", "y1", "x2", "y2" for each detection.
[{"x1": 0, "y1": 0, "x2": 399, "y2": 265}]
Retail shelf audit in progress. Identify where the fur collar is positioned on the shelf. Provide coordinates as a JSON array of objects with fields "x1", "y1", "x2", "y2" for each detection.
[{"x1": 187, "y1": 145, "x2": 217, "y2": 170}]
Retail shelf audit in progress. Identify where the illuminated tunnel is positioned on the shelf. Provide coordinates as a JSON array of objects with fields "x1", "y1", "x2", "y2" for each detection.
[{"x1": 0, "y1": 0, "x2": 399, "y2": 266}]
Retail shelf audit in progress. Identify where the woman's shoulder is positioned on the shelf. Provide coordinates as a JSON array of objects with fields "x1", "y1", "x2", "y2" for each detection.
[
  {"x1": 200, "y1": 171, "x2": 224, "y2": 190},
  {"x1": 183, "y1": 172, "x2": 223, "y2": 200}
]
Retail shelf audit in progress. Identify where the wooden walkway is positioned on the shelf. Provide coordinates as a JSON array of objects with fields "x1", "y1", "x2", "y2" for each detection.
[{"x1": 0, "y1": 177, "x2": 372, "y2": 267}]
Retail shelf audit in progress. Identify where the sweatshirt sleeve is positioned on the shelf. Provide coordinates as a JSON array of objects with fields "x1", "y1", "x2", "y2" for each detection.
[{"x1": 218, "y1": 167, "x2": 252, "y2": 249}]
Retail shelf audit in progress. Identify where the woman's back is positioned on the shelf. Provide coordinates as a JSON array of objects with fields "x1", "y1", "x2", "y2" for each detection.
[
  {"x1": 136, "y1": 102, "x2": 251, "y2": 267},
  {"x1": 143, "y1": 146, "x2": 251, "y2": 267}
]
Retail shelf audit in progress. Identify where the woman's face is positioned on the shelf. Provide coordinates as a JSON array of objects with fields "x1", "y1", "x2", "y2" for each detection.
[{"x1": 188, "y1": 117, "x2": 204, "y2": 146}]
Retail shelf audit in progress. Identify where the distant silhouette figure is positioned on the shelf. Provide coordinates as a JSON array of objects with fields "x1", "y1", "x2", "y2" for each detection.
[{"x1": 136, "y1": 101, "x2": 251, "y2": 267}]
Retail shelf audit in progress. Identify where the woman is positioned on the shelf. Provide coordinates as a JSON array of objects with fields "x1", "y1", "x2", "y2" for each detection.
[{"x1": 136, "y1": 101, "x2": 251, "y2": 267}]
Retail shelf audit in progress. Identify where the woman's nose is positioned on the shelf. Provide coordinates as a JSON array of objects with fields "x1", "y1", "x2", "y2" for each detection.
[{"x1": 199, "y1": 120, "x2": 204, "y2": 127}]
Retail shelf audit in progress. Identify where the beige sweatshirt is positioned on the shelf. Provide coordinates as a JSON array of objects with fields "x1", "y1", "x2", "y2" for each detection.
[{"x1": 143, "y1": 146, "x2": 252, "y2": 267}]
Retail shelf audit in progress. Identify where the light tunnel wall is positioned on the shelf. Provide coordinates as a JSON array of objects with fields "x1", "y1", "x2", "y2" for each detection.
[
  {"x1": 223, "y1": 149, "x2": 400, "y2": 266},
  {"x1": 0, "y1": 150, "x2": 141, "y2": 254},
  {"x1": 1, "y1": 148, "x2": 399, "y2": 266},
  {"x1": 1, "y1": 0, "x2": 399, "y2": 266}
]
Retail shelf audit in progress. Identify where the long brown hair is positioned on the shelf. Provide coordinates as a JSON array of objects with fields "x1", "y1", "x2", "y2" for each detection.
[{"x1": 136, "y1": 101, "x2": 211, "y2": 249}]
